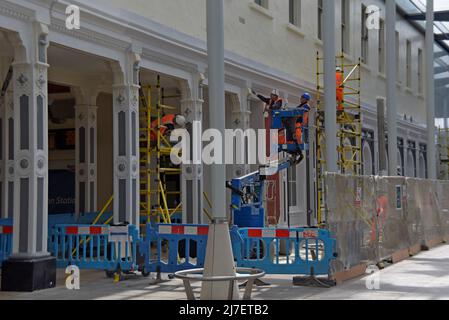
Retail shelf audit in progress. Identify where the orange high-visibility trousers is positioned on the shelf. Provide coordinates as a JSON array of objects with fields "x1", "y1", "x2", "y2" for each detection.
[{"x1": 296, "y1": 112, "x2": 309, "y2": 145}]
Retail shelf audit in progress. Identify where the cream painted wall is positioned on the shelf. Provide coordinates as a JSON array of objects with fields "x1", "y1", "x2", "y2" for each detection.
[{"x1": 105, "y1": 0, "x2": 427, "y2": 123}]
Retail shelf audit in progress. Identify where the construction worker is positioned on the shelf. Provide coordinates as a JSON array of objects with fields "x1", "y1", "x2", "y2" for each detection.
[
  {"x1": 295, "y1": 93, "x2": 311, "y2": 146},
  {"x1": 250, "y1": 88, "x2": 284, "y2": 112},
  {"x1": 150, "y1": 114, "x2": 186, "y2": 143},
  {"x1": 282, "y1": 92, "x2": 311, "y2": 165},
  {"x1": 336, "y1": 67, "x2": 344, "y2": 112}
]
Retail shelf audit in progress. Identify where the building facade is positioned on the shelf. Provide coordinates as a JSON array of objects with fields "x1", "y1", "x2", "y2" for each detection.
[{"x1": 0, "y1": 0, "x2": 434, "y2": 242}]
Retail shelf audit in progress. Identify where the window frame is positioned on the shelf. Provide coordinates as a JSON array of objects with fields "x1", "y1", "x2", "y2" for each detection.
[
  {"x1": 396, "y1": 31, "x2": 401, "y2": 84},
  {"x1": 378, "y1": 19, "x2": 385, "y2": 74},
  {"x1": 318, "y1": 0, "x2": 323, "y2": 40},
  {"x1": 406, "y1": 39, "x2": 412, "y2": 88},
  {"x1": 254, "y1": 0, "x2": 268, "y2": 9},
  {"x1": 418, "y1": 48, "x2": 423, "y2": 94},
  {"x1": 289, "y1": 0, "x2": 302, "y2": 28},
  {"x1": 361, "y1": 4, "x2": 370, "y2": 65},
  {"x1": 341, "y1": 0, "x2": 350, "y2": 54}
]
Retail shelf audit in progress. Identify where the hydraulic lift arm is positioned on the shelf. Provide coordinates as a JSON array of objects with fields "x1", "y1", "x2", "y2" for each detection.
[{"x1": 226, "y1": 108, "x2": 310, "y2": 227}]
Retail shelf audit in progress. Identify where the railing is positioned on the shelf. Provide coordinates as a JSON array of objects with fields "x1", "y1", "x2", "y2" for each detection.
[
  {"x1": 51, "y1": 224, "x2": 139, "y2": 273},
  {"x1": 234, "y1": 227, "x2": 337, "y2": 275},
  {"x1": 142, "y1": 224, "x2": 209, "y2": 274},
  {"x1": 0, "y1": 219, "x2": 13, "y2": 267}
]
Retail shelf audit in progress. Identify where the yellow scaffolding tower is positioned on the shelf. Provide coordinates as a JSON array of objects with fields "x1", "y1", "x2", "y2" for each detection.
[
  {"x1": 139, "y1": 75, "x2": 182, "y2": 225},
  {"x1": 315, "y1": 52, "x2": 362, "y2": 225},
  {"x1": 336, "y1": 54, "x2": 362, "y2": 176}
]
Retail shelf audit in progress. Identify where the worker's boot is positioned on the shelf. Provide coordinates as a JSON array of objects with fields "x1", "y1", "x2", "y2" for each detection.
[{"x1": 290, "y1": 149, "x2": 304, "y2": 165}]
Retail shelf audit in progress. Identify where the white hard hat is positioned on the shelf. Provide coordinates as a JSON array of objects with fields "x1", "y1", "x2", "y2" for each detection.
[
  {"x1": 271, "y1": 89, "x2": 280, "y2": 96},
  {"x1": 175, "y1": 115, "x2": 186, "y2": 127},
  {"x1": 336, "y1": 67, "x2": 342, "y2": 72}
]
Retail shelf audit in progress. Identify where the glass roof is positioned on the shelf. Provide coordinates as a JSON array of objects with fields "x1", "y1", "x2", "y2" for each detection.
[{"x1": 396, "y1": 0, "x2": 449, "y2": 119}]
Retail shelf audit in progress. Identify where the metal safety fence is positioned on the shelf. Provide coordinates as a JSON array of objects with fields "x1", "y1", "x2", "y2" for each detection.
[
  {"x1": 0, "y1": 219, "x2": 13, "y2": 267},
  {"x1": 50, "y1": 224, "x2": 140, "y2": 273},
  {"x1": 234, "y1": 227, "x2": 337, "y2": 275},
  {"x1": 325, "y1": 173, "x2": 449, "y2": 275},
  {"x1": 437, "y1": 180, "x2": 449, "y2": 242},
  {"x1": 142, "y1": 224, "x2": 210, "y2": 274}
]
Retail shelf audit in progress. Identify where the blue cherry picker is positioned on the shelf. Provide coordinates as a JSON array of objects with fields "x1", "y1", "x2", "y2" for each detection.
[{"x1": 226, "y1": 107, "x2": 309, "y2": 228}]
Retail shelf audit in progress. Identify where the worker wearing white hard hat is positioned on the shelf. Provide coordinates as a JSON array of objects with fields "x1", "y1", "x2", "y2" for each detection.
[{"x1": 249, "y1": 88, "x2": 284, "y2": 112}]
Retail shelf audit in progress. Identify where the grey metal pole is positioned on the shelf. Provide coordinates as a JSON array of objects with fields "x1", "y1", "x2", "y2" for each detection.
[
  {"x1": 426, "y1": 0, "x2": 436, "y2": 180},
  {"x1": 323, "y1": 0, "x2": 337, "y2": 173},
  {"x1": 207, "y1": 0, "x2": 226, "y2": 219},
  {"x1": 201, "y1": 0, "x2": 238, "y2": 300},
  {"x1": 386, "y1": 0, "x2": 398, "y2": 176}
]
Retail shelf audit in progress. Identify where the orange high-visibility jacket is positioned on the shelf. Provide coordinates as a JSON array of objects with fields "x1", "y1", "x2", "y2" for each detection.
[
  {"x1": 336, "y1": 71, "x2": 344, "y2": 111},
  {"x1": 295, "y1": 103, "x2": 310, "y2": 145},
  {"x1": 150, "y1": 114, "x2": 177, "y2": 141}
]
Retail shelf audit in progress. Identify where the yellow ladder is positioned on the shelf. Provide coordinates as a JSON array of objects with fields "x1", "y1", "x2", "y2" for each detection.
[
  {"x1": 315, "y1": 52, "x2": 363, "y2": 226},
  {"x1": 336, "y1": 54, "x2": 362, "y2": 176},
  {"x1": 315, "y1": 51, "x2": 326, "y2": 226},
  {"x1": 139, "y1": 75, "x2": 182, "y2": 225}
]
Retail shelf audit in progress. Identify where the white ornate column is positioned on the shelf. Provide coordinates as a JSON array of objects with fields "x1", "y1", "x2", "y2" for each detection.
[
  {"x1": 180, "y1": 74, "x2": 204, "y2": 224},
  {"x1": 229, "y1": 88, "x2": 251, "y2": 178},
  {"x1": 111, "y1": 53, "x2": 140, "y2": 226},
  {"x1": 0, "y1": 56, "x2": 14, "y2": 219},
  {"x1": 73, "y1": 87, "x2": 98, "y2": 216},
  {"x1": 1, "y1": 23, "x2": 56, "y2": 292}
]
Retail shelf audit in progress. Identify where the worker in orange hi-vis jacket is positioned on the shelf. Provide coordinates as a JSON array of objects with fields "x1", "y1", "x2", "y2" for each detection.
[
  {"x1": 149, "y1": 114, "x2": 186, "y2": 143},
  {"x1": 371, "y1": 194, "x2": 389, "y2": 242},
  {"x1": 336, "y1": 67, "x2": 344, "y2": 112},
  {"x1": 295, "y1": 93, "x2": 311, "y2": 146}
]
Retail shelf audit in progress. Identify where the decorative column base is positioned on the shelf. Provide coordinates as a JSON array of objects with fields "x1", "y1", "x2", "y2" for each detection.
[
  {"x1": 1, "y1": 255, "x2": 56, "y2": 292},
  {"x1": 201, "y1": 221, "x2": 239, "y2": 300}
]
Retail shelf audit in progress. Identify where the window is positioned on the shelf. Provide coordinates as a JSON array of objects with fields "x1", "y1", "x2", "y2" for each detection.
[
  {"x1": 378, "y1": 19, "x2": 385, "y2": 73},
  {"x1": 396, "y1": 31, "x2": 401, "y2": 83},
  {"x1": 406, "y1": 40, "x2": 412, "y2": 88},
  {"x1": 418, "y1": 48, "x2": 423, "y2": 94},
  {"x1": 341, "y1": 0, "x2": 350, "y2": 54},
  {"x1": 254, "y1": 0, "x2": 268, "y2": 9},
  {"x1": 288, "y1": 165, "x2": 297, "y2": 207},
  {"x1": 361, "y1": 4, "x2": 369, "y2": 64},
  {"x1": 289, "y1": 0, "x2": 301, "y2": 27},
  {"x1": 318, "y1": 0, "x2": 323, "y2": 40}
]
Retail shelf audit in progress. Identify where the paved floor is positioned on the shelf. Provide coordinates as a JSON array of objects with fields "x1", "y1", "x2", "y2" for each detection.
[{"x1": 1, "y1": 244, "x2": 449, "y2": 300}]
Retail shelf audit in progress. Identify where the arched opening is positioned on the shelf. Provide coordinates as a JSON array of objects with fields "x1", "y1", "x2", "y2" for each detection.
[
  {"x1": 397, "y1": 149, "x2": 403, "y2": 176},
  {"x1": 419, "y1": 153, "x2": 426, "y2": 178},
  {"x1": 406, "y1": 149, "x2": 416, "y2": 177},
  {"x1": 362, "y1": 142, "x2": 373, "y2": 176}
]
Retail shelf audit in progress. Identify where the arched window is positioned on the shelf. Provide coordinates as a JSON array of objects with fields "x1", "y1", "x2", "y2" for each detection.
[
  {"x1": 397, "y1": 149, "x2": 403, "y2": 176},
  {"x1": 406, "y1": 149, "x2": 416, "y2": 177},
  {"x1": 362, "y1": 142, "x2": 373, "y2": 176},
  {"x1": 418, "y1": 153, "x2": 426, "y2": 178}
]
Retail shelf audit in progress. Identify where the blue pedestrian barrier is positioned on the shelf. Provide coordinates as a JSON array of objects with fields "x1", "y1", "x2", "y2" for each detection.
[
  {"x1": 51, "y1": 224, "x2": 140, "y2": 273},
  {"x1": 48, "y1": 211, "x2": 114, "y2": 229},
  {"x1": 234, "y1": 227, "x2": 337, "y2": 275},
  {"x1": 0, "y1": 219, "x2": 13, "y2": 267},
  {"x1": 142, "y1": 224, "x2": 209, "y2": 274}
]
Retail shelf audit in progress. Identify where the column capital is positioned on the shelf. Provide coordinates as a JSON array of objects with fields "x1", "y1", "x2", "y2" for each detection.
[{"x1": 112, "y1": 84, "x2": 139, "y2": 113}]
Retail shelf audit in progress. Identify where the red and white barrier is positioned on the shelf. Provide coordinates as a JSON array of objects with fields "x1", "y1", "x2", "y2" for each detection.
[
  {"x1": 158, "y1": 225, "x2": 209, "y2": 236},
  {"x1": 65, "y1": 226, "x2": 109, "y2": 235},
  {"x1": 247, "y1": 228, "x2": 318, "y2": 239},
  {"x1": 0, "y1": 226, "x2": 12, "y2": 234}
]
